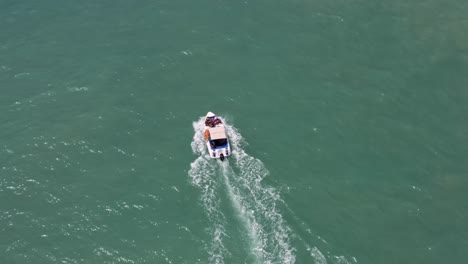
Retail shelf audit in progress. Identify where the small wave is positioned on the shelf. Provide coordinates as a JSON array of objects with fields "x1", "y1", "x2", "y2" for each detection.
[
  {"x1": 14, "y1": 72, "x2": 30, "y2": 78},
  {"x1": 67, "y1": 86, "x2": 89, "y2": 92}
]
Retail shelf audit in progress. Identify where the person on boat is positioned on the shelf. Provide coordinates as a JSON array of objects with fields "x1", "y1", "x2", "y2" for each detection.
[
  {"x1": 213, "y1": 116, "x2": 222, "y2": 125},
  {"x1": 205, "y1": 117, "x2": 213, "y2": 127},
  {"x1": 204, "y1": 129, "x2": 211, "y2": 142},
  {"x1": 205, "y1": 112, "x2": 223, "y2": 127},
  {"x1": 204, "y1": 130, "x2": 216, "y2": 148}
]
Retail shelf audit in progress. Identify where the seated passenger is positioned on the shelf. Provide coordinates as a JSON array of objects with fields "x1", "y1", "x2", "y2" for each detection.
[
  {"x1": 205, "y1": 118, "x2": 213, "y2": 127},
  {"x1": 204, "y1": 129, "x2": 211, "y2": 142},
  {"x1": 213, "y1": 117, "x2": 222, "y2": 125}
]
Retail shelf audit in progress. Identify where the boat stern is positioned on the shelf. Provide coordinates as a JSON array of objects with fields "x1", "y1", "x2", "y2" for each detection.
[{"x1": 207, "y1": 142, "x2": 231, "y2": 160}]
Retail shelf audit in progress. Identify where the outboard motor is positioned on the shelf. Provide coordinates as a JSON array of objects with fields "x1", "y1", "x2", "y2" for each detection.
[{"x1": 219, "y1": 154, "x2": 225, "y2": 161}]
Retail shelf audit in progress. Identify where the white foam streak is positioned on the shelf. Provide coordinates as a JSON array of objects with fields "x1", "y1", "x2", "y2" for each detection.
[
  {"x1": 310, "y1": 247, "x2": 328, "y2": 264},
  {"x1": 190, "y1": 117, "x2": 208, "y2": 156},
  {"x1": 220, "y1": 163, "x2": 262, "y2": 263}
]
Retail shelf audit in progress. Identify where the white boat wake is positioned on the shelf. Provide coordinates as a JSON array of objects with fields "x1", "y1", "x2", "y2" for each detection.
[
  {"x1": 189, "y1": 117, "x2": 228, "y2": 263},
  {"x1": 189, "y1": 116, "x2": 295, "y2": 264},
  {"x1": 189, "y1": 155, "x2": 228, "y2": 264}
]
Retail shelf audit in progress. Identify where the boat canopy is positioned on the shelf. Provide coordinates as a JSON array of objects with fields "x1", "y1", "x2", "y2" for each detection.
[{"x1": 208, "y1": 126, "x2": 227, "y2": 140}]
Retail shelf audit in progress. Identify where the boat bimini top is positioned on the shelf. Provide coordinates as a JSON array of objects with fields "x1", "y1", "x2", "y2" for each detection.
[{"x1": 208, "y1": 126, "x2": 227, "y2": 140}]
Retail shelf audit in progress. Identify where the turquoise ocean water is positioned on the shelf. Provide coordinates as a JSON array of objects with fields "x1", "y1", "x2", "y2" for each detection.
[{"x1": 1, "y1": 0, "x2": 467, "y2": 263}]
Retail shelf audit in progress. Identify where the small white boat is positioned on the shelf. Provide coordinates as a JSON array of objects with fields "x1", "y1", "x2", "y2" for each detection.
[{"x1": 203, "y1": 112, "x2": 231, "y2": 161}]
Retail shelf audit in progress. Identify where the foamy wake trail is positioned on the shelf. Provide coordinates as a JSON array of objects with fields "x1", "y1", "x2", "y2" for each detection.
[
  {"x1": 189, "y1": 117, "x2": 229, "y2": 264},
  {"x1": 190, "y1": 116, "x2": 295, "y2": 264},
  {"x1": 224, "y1": 122, "x2": 296, "y2": 264}
]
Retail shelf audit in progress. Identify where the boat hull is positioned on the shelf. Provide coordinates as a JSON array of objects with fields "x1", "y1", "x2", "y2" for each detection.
[{"x1": 204, "y1": 112, "x2": 231, "y2": 160}]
